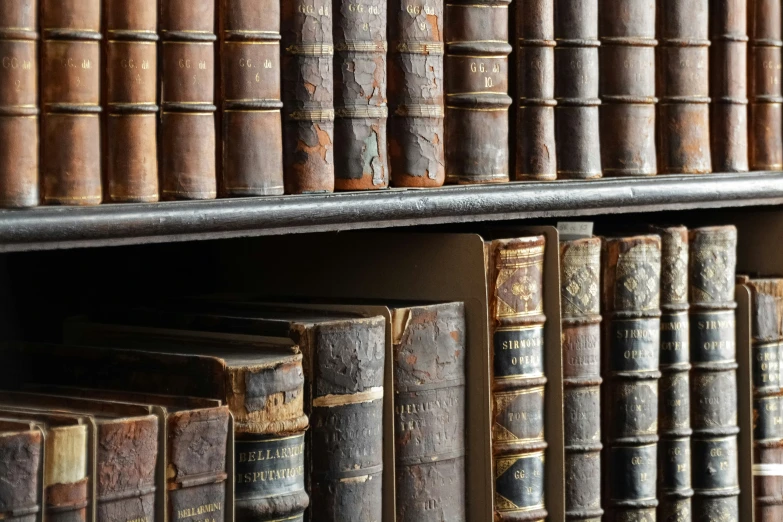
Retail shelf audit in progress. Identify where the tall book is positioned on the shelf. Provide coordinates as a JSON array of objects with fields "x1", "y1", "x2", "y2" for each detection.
[
  {"x1": 688, "y1": 226, "x2": 740, "y2": 521},
  {"x1": 599, "y1": 0, "x2": 657, "y2": 177},
  {"x1": 160, "y1": 0, "x2": 216, "y2": 200},
  {"x1": 0, "y1": 0, "x2": 38, "y2": 208},
  {"x1": 554, "y1": 0, "x2": 602, "y2": 180},
  {"x1": 0, "y1": 419, "x2": 43, "y2": 521},
  {"x1": 41, "y1": 0, "x2": 102, "y2": 205},
  {"x1": 444, "y1": 0, "x2": 512, "y2": 184},
  {"x1": 601, "y1": 235, "x2": 662, "y2": 521}
]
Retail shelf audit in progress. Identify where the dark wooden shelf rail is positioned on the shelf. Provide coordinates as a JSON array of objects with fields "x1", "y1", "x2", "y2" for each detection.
[{"x1": 0, "y1": 171, "x2": 782, "y2": 252}]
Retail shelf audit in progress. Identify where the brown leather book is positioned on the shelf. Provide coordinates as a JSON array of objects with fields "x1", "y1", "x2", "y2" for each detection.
[
  {"x1": 281, "y1": 0, "x2": 335, "y2": 194},
  {"x1": 599, "y1": 0, "x2": 657, "y2": 177},
  {"x1": 0, "y1": 419, "x2": 43, "y2": 521},
  {"x1": 554, "y1": 0, "x2": 602, "y2": 180},
  {"x1": 0, "y1": 0, "x2": 38, "y2": 208},
  {"x1": 160, "y1": 0, "x2": 217, "y2": 200},
  {"x1": 41, "y1": 0, "x2": 102, "y2": 205},
  {"x1": 516, "y1": 0, "x2": 556, "y2": 181},
  {"x1": 388, "y1": 0, "x2": 445, "y2": 187},
  {"x1": 333, "y1": 0, "x2": 389, "y2": 190},
  {"x1": 219, "y1": 0, "x2": 284, "y2": 197},
  {"x1": 445, "y1": 0, "x2": 512, "y2": 184},
  {"x1": 104, "y1": 0, "x2": 158, "y2": 203},
  {"x1": 657, "y1": 0, "x2": 712, "y2": 174},
  {"x1": 748, "y1": 0, "x2": 783, "y2": 171}
]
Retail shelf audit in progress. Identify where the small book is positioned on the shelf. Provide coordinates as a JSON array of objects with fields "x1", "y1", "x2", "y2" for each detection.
[{"x1": 0, "y1": 418, "x2": 44, "y2": 520}]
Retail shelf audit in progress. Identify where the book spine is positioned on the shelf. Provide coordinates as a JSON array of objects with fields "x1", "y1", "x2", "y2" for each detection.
[
  {"x1": 657, "y1": 0, "x2": 712, "y2": 174},
  {"x1": 219, "y1": 0, "x2": 284, "y2": 197},
  {"x1": 388, "y1": 0, "x2": 445, "y2": 187},
  {"x1": 601, "y1": 236, "x2": 662, "y2": 522},
  {"x1": 748, "y1": 0, "x2": 783, "y2": 170},
  {"x1": 281, "y1": 0, "x2": 335, "y2": 194},
  {"x1": 45, "y1": 425, "x2": 90, "y2": 522},
  {"x1": 559, "y1": 237, "x2": 603, "y2": 521},
  {"x1": 392, "y1": 303, "x2": 466, "y2": 521},
  {"x1": 444, "y1": 0, "x2": 512, "y2": 184},
  {"x1": 333, "y1": 0, "x2": 389, "y2": 190},
  {"x1": 160, "y1": 0, "x2": 217, "y2": 200},
  {"x1": 688, "y1": 227, "x2": 740, "y2": 522},
  {"x1": 489, "y1": 237, "x2": 547, "y2": 521},
  {"x1": 104, "y1": 0, "x2": 159, "y2": 203},
  {"x1": 0, "y1": 0, "x2": 38, "y2": 208},
  {"x1": 598, "y1": 0, "x2": 657, "y2": 177},
  {"x1": 41, "y1": 0, "x2": 102, "y2": 205},
  {"x1": 0, "y1": 423, "x2": 42, "y2": 521},
  {"x1": 553, "y1": 0, "x2": 601, "y2": 180},
  {"x1": 710, "y1": 0, "x2": 749, "y2": 172}
]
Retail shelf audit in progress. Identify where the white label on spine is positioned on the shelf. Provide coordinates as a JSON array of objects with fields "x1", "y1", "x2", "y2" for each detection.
[
  {"x1": 753, "y1": 463, "x2": 783, "y2": 476},
  {"x1": 558, "y1": 222, "x2": 594, "y2": 240}
]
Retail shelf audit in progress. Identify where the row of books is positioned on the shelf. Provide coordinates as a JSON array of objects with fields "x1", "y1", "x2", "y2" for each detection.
[{"x1": 0, "y1": 0, "x2": 778, "y2": 209}]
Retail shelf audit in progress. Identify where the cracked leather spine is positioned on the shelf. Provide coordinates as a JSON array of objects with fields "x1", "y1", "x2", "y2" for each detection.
[{"x1": 0, "y1": 419, "x2": 43, "y2": 522}]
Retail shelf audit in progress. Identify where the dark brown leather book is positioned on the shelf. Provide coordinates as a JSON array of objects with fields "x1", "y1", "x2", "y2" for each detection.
[
  {"x1": 688, "y1": 226, "x2": 740, "y2": 522},
  {"x1": 333, "y1": 0, "x2": 389, "y2": 190},
  {"x1": 219, "y1": 0, "x2": 284, "y2": 197},
  {"x1": 0, "y1": 0, "x2": 38, "y2": 208},
  {"x1": 444, "y1": 0, "x2": 512, "y2": 184},
  {"x1": 41, "y1": 0, "x2": 102, "y2": 205},
  {"x1": 598, "y1": 0, "x2": 657, "y2": 177},
  {"x1": 554, "y1": 0, "x2": 602, "y2": 180},
  {"x1": 160, "y1": 0, "x2": 217, "y2": 200},
  {"x1": 487, "y1": 237, "x2": 547, "y2": 520},
  {"x1": 0, "y1": 419, "x2": 43, "y2": 521},
  {"x1": 601, "y1": 235, "x2": 661, "y2": 521},
  {"x1": 281, "y1": 0, "x2": 335, "y2": 194},
  {"x1": 104, "y1": 0, "x2": 159, "y2": 203},
  {"x1": 748, "y1": 0, "x2": 783, "y2": 171},
  {"x1": 560, "y1": 237, "x2": 603, "y2": 521},
  {"x1": 710, "y1": 0, "x2": 749, "y2": 172},
  {"x1": 389, "y1": 0, "x2": 445, "y2": 187},
  {"x1": 657, "y1": 0, "x2": 712, "y2": 174}
]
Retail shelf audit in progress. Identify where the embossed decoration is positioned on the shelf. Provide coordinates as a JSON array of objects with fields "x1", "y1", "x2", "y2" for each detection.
[
  {"x1": 562, "y1": 241, "x2": 601, "y2": 316},
  {"x1": 661, "y1": 229, "x2": 688, "y2": 305},
  {"x1": 495, "y1": 246, "x2": 545, "y2": 318},
  {"x1": 614, "y1": 243, "x2": 661, "y2": 312},
  {"x1": 689, "y1": 227, "x2": 737, "y2": 304}
]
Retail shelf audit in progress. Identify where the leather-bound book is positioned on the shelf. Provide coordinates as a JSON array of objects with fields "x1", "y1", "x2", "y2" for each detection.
[
  {"x1": 516, "y1": 0, "x2": 556, "y2": 181},
  {"x1": 219, "y1": 0, "x2": 284, "y2": 197},
  {"x1": 601, "y1": 235, "x2": 662, "y2": 521},
  {"x1": 487, "y1": 237, "x2": 547, "y2": 520},
  {"x1": 160, "y1": 0, "x2": 216, "y2": 200},
  {"x1": 560, "y1": 237, "x2": 603, "y2": 521},
  {"x1": 598, "y1": 0, "x2": 657, "y2": 177},
  {"x1": 0, "y1": 0, "x2": 38, "y2": 208},
  {"x1": 333, "y1": 0, "x2": 389, "y2": 190},
  {"x1": 688, "y1": 226, "x2": 740, "y2": 522},
  {"x1": 281, "y1": 0, "x2": 335, "y2": 194},
  {"x1": 41, "y1": 0, "x2": 102, "y2": 205},
  {"x1": 388, "y1": 0, "x2": 445, "y2": 187},
  {"x1": 657, "y1": 0, "x2": 712, "y2": 174},
  {"x1": 554, "y1": 0, "x2": 601, "y2": 180},
  {"x1": 104, "y1": 0, "x2": 159, "y2": 203},
  {"x1": 444, "y1": 0, "x2": 512, "y2": 184},
  {"x1": 748, "y1": 0, "x2": 783, "y2": 170},
  {"x1": 0, "y1": 419, "x2": 43, "y2": 521},
  {"x1": 709, "y1": 0, "x2": 749, "y2": 172}
]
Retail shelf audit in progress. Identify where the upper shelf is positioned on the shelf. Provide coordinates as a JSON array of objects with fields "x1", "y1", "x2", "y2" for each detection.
[{"x1": 1, "y1": 171, "x2": 782, "y2": 252}]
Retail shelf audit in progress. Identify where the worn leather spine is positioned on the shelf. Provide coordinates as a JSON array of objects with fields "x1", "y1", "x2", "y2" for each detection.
[
  {"x1": 391, "y1": 303, "x2": 466, "y2": 522},
  {"x1": 333, "y1": 0, "x2": 389, "y2": 190},
  {"x1": 219, "y1": 0, "x2": 284, "y2": 197},
  {"x1": 0, "y1": 420, "x2": 42, "y2": 522},
  {"x1": 489, "y1": 237, "x2": 547, "y2": 521},
  {"x1": 389, "y1": 0, "x2": 445, "y2": 187},
  {"x1": 104, "y1": 0, "x2": 159, "y2": 203},
  {"x1": 41, "y1": 0, "x2": 102, "y2": 205},
  {"x1": 553, "y1": 0, "x2": 601, "y2": 180},
  {"x1": 748, "y1": 0, "x2": 783, "y2": 170},
  {"x1": 281, "y1": 0, "x2": 335, "y2": 194},
  {"x1": 688, "y1": 227, "x2": 740, "y2": 522},
  {"x1": 444, "y1": 0, "x2": 512, "y2": 184},
  {"x1": 601, "y1": 236, "x2": 662, "y2": 522},
  {"x1": 657, "y1": 0, "x2": 712, "y2": 174},
  {"x1": 160, "y1": 0, "x2": 216, "y2": 200},
  {"x1": 0, "y1": 0, "x2": 38, "y2": 208},
  {"x1": 598, "y1": 0, "x2": 657, "y2": 177},
  {"x1": 560, "y1": 238, "x2": 603, "y2": 521},
  {"x1": 710, "y1": 0, "x2": 749, "y2": 172}
]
